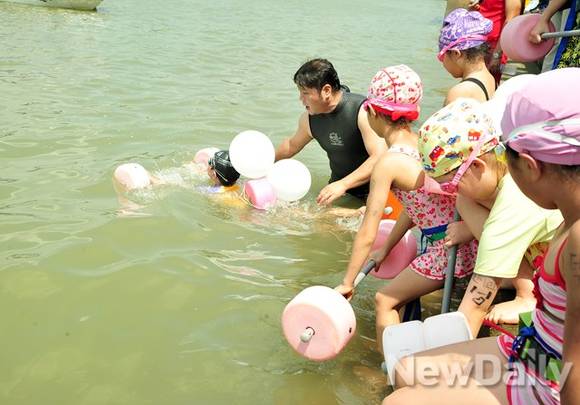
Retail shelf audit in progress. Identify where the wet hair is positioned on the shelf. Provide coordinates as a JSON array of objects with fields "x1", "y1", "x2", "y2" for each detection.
[
  {"x1": 293, "y1": 58, "x2": 341, "y2": 92},
  {"x1": 375, "y1": 110, "x2": 411, "y2": 128},
  {"x1": 462, "y1": 42, "x2": 490, "y2": 63},
  {"x1": 208, "y1": 150, "x2": 240, "y2": 186},
  {"x1": 505, "y1": 143, "x2": 580, "y2": 180}
]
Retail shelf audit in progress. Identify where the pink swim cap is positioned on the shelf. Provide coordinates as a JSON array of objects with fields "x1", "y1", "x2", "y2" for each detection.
[
  {"x1": 501, "y1": 68, "x2": 580, "y2": 165},
  {"x1": 364, "y1": 64, "x2": 423, "y2": 121}
]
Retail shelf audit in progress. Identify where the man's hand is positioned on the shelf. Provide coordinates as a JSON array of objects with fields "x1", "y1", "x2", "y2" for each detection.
[
  {"x1": 529, "y1": 19, "x2": 551, "y2": 44},
  {"x1": 317, "y1": 181, "x2": 347, "y2": 205}
]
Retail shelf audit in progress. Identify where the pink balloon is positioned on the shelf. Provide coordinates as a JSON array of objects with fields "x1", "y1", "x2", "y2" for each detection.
[
  {"x1": 500, "y1": 14, "x2": 555, "y2": 62},
  {"x1": 370, "y1": 220, "x2": 417, "y2": 279},
  {"x1": 243, "y1": 178, "x2": 277, "y2": 210}
]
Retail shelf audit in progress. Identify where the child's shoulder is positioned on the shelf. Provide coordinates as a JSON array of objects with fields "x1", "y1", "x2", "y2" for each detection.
[
  {"x1": 445, "y1": 81, "x2": 487, "y2": 105},
  {"x1": 374, "y1": 149, "x2": 420, "y2": 177}
]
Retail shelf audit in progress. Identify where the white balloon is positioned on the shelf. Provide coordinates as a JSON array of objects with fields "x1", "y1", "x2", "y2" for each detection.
[
  {"x1": 266, "y1": 159, "x2": 311, "y2": 202},
  {"x1": 494, "y1": 74, "x2": 536, "y2": 102},
  {"x1": 229, "y1": 130, "x2": 275, "y2": 179}
]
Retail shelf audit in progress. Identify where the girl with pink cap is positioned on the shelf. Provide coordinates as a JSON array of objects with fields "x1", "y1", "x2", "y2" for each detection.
[
  {"x1": 384, "y1": 69, "x2": 579, "y2": 404},
  {"x1": 439, "y1": 9, "x2": 497, "y2": 105},
  {"x1": 335, "y1": 65, "x2": 479, "y2": 354}
]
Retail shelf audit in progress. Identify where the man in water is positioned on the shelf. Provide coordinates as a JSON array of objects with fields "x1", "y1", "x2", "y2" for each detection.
[{"x1": 275, "y1": 59, "x2": 386, "y2": 205}]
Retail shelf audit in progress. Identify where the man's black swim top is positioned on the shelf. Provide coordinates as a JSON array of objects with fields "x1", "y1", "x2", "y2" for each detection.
[{"x1": 308, "y1": 91, "x2": 369, "y2": 199}]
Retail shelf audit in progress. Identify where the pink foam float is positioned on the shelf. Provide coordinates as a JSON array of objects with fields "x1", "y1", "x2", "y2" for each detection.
[
  {"x1": 113, "y1": 163, "x2": 152, "y2": 191},
  {"x1": 243, "y1": 177, "x2": 277, "y2": 210},
  {"x1": 194, "y1": 147, "x2": 220, "y2": 166},
  {"x1": 282, "y1": 285, "x2": 357, "y2": 361},
  {"x1": 500, "y1": 14, "x2": 557, "y2": 62},
  {"x1": 282, "y1": 221, "x2": 418, "y2": 362},
  {"x1": 370, "y1": 220, "x2": 417, "y2": 279}
]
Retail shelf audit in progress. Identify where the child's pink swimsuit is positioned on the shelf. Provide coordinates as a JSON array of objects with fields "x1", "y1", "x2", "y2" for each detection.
[
  {"x1": 389, "y1": 145, "x2": 477, "y2": 280},
  {"x1": 497, "y1": 238, "x2": 567, "y2": 404}
]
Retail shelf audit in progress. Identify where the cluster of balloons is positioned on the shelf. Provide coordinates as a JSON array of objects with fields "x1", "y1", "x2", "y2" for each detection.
[{"x1": 228, "y1": 130, "x2": 312, "y2": 209}]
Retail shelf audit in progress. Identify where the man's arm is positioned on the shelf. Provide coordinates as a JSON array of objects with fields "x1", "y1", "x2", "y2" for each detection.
[
  {"x1": 530, "y1": 0, "x2": 568, "y2": 43},
  {"x1": 316, "y1": 106, "x2": 386, "y2": 205},
  {"x1": 275, "y1": 112, "x2": 313, "y2": 161}
]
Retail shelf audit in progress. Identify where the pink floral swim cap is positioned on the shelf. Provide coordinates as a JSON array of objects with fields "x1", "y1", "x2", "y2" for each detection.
[{"x1": 364, "y1": 64, "x2": 423, "y2": 121}]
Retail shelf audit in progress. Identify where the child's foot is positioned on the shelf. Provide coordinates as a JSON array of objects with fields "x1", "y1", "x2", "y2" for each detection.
[{"x1": 484, "y1": 296, "x2": 537, "y2": 324}]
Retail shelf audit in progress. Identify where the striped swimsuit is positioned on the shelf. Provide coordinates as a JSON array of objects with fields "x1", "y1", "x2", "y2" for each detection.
[{"x1": 497, "y1": 238, "x2": 567, "y2": 404}]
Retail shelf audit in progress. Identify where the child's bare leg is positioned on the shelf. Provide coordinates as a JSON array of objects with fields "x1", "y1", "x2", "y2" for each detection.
[
  {"x1": 375, "y1": 268, "x2": 443, "y2": 354},
  {"x1": 485, "y1": 259, "x2": 536, "y2": 324},
  {"x1": 385, "y1": 337, "x2": 508, "y2": 405}
]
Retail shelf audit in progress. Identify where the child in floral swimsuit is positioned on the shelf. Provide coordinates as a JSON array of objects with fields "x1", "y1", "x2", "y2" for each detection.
[{"x1": 335, "y1": 65, "x2": 478, "y2": 355}]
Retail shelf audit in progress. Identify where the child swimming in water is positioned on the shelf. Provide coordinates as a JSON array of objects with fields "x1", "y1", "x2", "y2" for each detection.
[
  {"x1": 383, "y1": 67, "x2": 580, "y2": 405},
  {"x1": 113, "y1": 149, "x2": 242, "y2": 210},
  {"x1": 438, "y1": 8, "x2": 496, "y2": 105}
]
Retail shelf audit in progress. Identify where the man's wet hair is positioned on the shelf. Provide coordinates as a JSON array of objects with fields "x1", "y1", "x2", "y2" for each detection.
[{"x1": 293, "y1": 58, "x2": 342, "y2": 92}]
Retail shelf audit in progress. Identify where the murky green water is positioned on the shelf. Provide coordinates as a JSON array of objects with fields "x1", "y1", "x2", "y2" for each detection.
[{"x1": 0, "y1": 0, "x2": 454, "y2": 403}]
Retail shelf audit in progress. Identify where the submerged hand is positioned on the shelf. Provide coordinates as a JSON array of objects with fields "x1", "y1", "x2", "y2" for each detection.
[
  {"x1": 317, "y1": 181, "x2": 347, "y2": 205},
  {"x1": 335, "y1": 283, "x2": 355, "y2": 301}
]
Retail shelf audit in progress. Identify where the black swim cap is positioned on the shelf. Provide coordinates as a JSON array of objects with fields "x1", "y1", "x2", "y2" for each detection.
[{"x1": 208, "y1": 150, "x2": 240, "y2": 186}]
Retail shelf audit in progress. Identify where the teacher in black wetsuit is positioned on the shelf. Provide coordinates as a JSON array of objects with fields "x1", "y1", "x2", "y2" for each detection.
[{"x1": 275, "y1": 59, "x2": 386, "y2": 205}]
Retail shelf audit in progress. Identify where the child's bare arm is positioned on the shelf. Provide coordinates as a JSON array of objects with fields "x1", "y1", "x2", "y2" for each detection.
[{"x1": 561, "y1": 222, "x2": 580, "y2": 405}]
